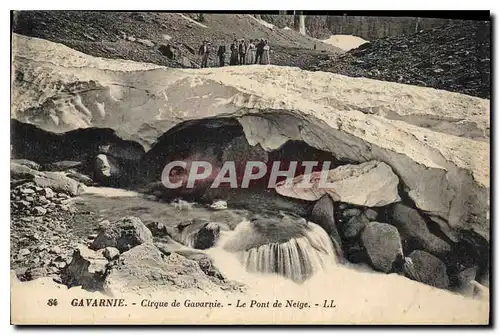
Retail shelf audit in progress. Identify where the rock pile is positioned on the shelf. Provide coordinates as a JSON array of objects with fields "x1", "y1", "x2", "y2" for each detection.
[
  {"x1": 10, "y1": 161, "x2": 88, "y2": 282},
  {"x1": 331, "y1": 200, "x2": 488, "y2": 295},
  {"x1": 306, "y1": 21, "x2": 490, "y2": 98},
  {"x1": 61, "y1": 216, "x2": 245, "y2": 295}
]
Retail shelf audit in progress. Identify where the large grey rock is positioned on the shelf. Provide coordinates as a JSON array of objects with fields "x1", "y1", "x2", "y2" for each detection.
[
  {"x1": 11, "y1": 159, "x2": 41, "y2": 171},
  {"x1": 343, "y1": 213, "x2": 369, "y2": 238},
  {"x1": 61, "y1": 245, "x2": 109, "y2": 291},
  {"x1": 103, "y1": 243, "x2": 218, "y2": 295},
  {"x1": 10, "y1": 162, "x2": 40, "y2": 180},
  {"x1": 90, "y1": 216, "x2": 153, "y2": 253},
  {"x1": 361, "y1": 222, "x2": 403, "y2": 273},
  {"x1": 404, "y1": 250, "x2": 450, "y2": 289},
  {"x1": 154, "y1": 244, "x2": 232, "y2": 286},
  {"x1": 66, "y1": 171, "x2": 95, "y2": 186},
  {"x1": 389, "y1": 203, "x2": 452, "y2": 257},
  {"x1": 32, "y1": 171, "x2": 86, "y2": 196},
  {"x1": 310, "y1": 194, "x2": 342, "y2": 257},
  {"x1": 364, "y1": 208, "x2": 378, "y2": 221},
  {"x1": 275, "y1": 161, "x2": 401, "y2": 207},
  {"x1": 44, "y1": 160, "x2": 82, "y2": 171}
]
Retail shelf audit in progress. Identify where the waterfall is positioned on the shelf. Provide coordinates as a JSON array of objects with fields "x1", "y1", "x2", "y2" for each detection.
[{"x1": 222, "y1": 219, "x2": 337, "y2": 282}]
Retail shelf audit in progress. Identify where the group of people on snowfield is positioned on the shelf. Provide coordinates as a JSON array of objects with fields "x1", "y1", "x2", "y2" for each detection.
[{"x1": 198, "y1": 38, "x2": 270, "y2": 68}]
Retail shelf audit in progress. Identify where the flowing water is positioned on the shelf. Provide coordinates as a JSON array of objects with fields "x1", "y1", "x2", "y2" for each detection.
[
  {"x1": 219, "y1": 220, "x2": 337, "y2": 282},
  {"x1": 65, "y1": 187, "x2": 489, "y2": 324}
]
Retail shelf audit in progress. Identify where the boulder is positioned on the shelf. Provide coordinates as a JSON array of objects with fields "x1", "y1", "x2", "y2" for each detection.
[
  {"x1": 193, "y1": 222, "x2": 221, "y2": 249},
  {"x1": 90, "y1": 216, "x2": 153, "y2": 253},
  {"x1": 11, "y1": 159, "x2": 41, "y2": 171},
  {"x1": 389, "y1": 203, "x2": 452, "y2": 257},
  {"x1": 145, "y1": 221, "x2": 171, "y2": 237},
  {"x1": 344, "y1": 241, "x2": 368, "y2": 264},
  {"x1": 342, "y1": 208, "x2": 362, "y2": 217},
  {"x1": 103, "y1": 243, "x2": 218, "y2": 295},
  {"x1": 342, "y1": 213, "x2": 369, "y2": 238},
  {"x1": 275, "y1": 161, "x2": 401, "y2": 207},
  {"x1": 361, "y1": 222, "x2": 403, "y2": 273},
  {"x1": 364, "y1": 208, "x2": 378, "y2": 221},
  {"x1": 66, "y1": 171, "x2": 95, "y2": 186},
  {"x1": 404, "y1": 250, "x2": 450, "y2": 289},
  {"x1": 10, "y1": 162, "x2": 40, "y2": 180},
  {"x1": 44, "y1": 160, "x2": 82, "y2": 171},
  {"x1": 310, "y1": 194, "x2": 342, "y2": 256},
  {"x1": 61, "y1": 245, "x2": 109, "y2": 291},
  {"x1": 32, "y1": 172, "x2": 86, "y2": 196},
  {"x1": 155, "y1": 245, "x2": 227, "y2": 284}
]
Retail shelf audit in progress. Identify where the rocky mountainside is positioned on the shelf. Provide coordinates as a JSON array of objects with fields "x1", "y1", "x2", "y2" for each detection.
[
  {"x1": 12, "y1": 12, "x2": 490, "y2": 99},
  {"x1": 260, "y1": 14, "x2": 463, "y2": 40},
  {"x1": 305, "y1": 20, "x2": 491, "y2": 98},
  {"x1": 12, "y1": 11, "x2": 341, "y2": 69}
]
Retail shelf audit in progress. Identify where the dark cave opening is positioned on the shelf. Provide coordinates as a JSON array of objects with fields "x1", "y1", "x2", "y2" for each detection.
[{"x1": 138, "y1": 117, "x2": 346, "y2": 207}]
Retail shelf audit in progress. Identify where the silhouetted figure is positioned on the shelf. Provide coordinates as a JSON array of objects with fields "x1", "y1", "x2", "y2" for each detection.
[
  {"x1": 255, "y1": 38, "x2": 265, "y2": 64},
  {"x1": 238, "y1": 39, "x2": 247, "y2": 65},
  {"x1": 198, "y1": 40, "x2": 210, "y2": 68},
  {"x1": 261, "y1": 40, "x2": 270, "y2": 65},
  {"x1": 246, "y1": 39, "x2": 256, "y2": 65},
  {"x1": 230, "y1": 39, "x2": 239, "y2": 65},
  {"x1": 217, "y1": 42, "x2": 226, "y2": 67}
]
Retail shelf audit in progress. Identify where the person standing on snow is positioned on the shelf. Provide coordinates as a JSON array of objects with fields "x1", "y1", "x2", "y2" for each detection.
[
  {"x1": 198, "y1": 40, "x2": 210, "y2": 68},
  {"x1": 217, "y1": 41, "x2": 226, "y2": 67},
  {"x1": 261, "y1": 39, "x2": 271, "y2": 65},
  {"x1": 238, "y1": 39, "x2": 247, "y2": 65},
  {"x1": 255, "y1": 38, "x2": 265, "y2": 64},
  {"x1": 230, "y1": 39, "x2": 239, "y2": 65},
  {"x1": 246, "y1": 39, "x2": 256, "y2": 65}
]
